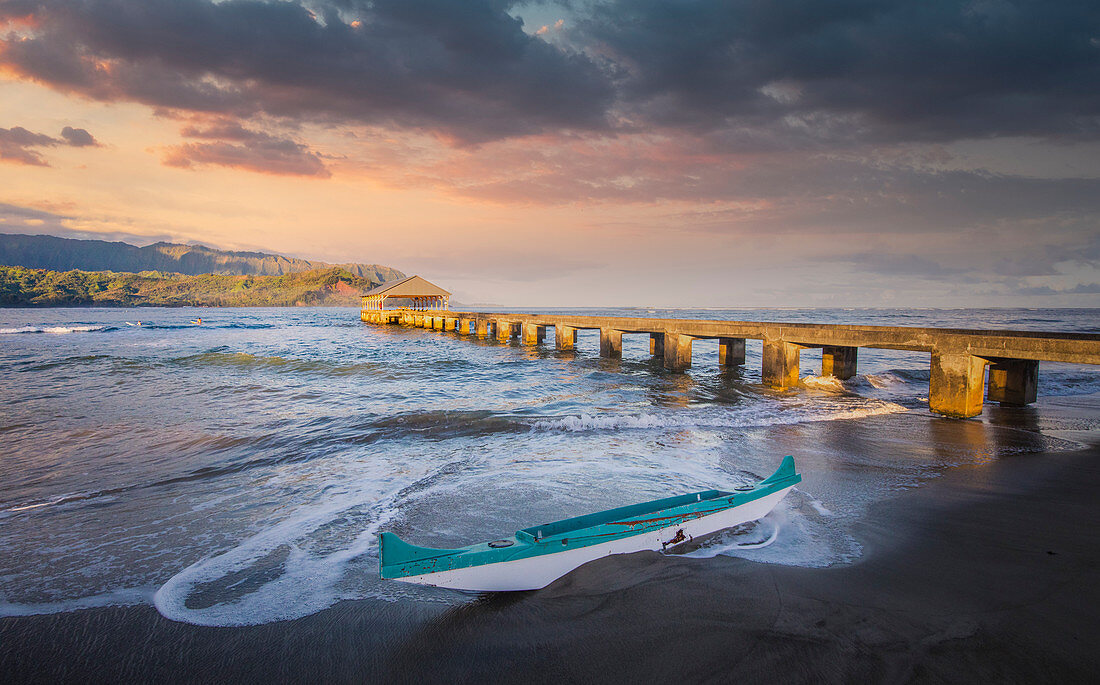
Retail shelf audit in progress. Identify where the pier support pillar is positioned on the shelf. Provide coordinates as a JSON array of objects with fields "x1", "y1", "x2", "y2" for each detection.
[
  {"x1": 600, "y1": 329, "x2": 623, "y2": 358},
  {"x1": 433, "y1": 317, "x2": 443, "y2": 330},
  {"x1": 476, "y1": 320, "x2": 488, "y2": 339},
  {"x1": 555, "y1": 325, "x2": 577, "y2": 351},
  {"x1": 496, "y1": 321, "x2": 512, "y2": 342},
  {"x1": 929, "y1": 352, "x2": 988, "y2": 418},
  {"x1": 444, "y1": 318, "x2": 457, "y2": 332},
  {"x1": 822, "y1": 345, "x2": 858, "y2": 379},
  {"x1": 650, "y1": 333, "x2": 664, "y2": 357},
  {"x1": 522, "y1": 323, "x2": 542, "y2": 345},
  {"x1": 457, "y1": 318, "x2": 470, "y2": 335},
  {"x1": 986, "y1": 359, "x2": 1038, "y2": 406},
  {"x1": 663, "y1": 333, "x2": 693, "y2": 371},
  {"x1": 762, "y1": 341, "x2": 802, "y2": 388},
  {"x1": 719, "y1": 338, "x2": 746, "y2": 366}
]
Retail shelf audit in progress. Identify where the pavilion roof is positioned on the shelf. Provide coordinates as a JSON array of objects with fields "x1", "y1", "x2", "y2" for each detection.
[{"x1": 361, "y1": 275, "x2": 450, "y2": 298}]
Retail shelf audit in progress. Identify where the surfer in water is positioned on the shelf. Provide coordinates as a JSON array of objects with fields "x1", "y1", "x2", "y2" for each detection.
[{"x1": 191, "y1": 318, "x2": 202, "y2": 325}]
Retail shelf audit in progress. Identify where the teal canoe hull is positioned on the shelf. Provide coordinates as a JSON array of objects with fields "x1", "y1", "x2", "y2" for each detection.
[{"x1": 380, "y1": 455, "x2": 801, "y2": 591}]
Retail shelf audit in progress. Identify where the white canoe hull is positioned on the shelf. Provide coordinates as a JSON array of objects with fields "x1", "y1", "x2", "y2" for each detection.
[{"x1": 395, "y1": 485, "x2": 793, "y2": 592}]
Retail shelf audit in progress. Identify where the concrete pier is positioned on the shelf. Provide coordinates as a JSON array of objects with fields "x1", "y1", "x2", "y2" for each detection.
[
  {"x1": 521, "y1": 323, "x2": 539, "y2": 345},
  {"x1": 719, "y1": 337, "x2": 746, "y2": 366},
  {"x1": 930, "y1": 352, "x2": 987, "y2": 419},
  {"x1": 650, "y1": 333, "x2": 665, "y2": 357},
  {"x1": 987, "y1": 359, "x2": 1039, "y2": 406},
  {"x1": 822, "y1": 345, "x2": 858, "y2": 379},
  {"x1": 600, "y1": 328, "x2": 623, "y2": 358},
  {"x1": 556, "y1": 325, "x2": 577, "y2": 351},
  {"x1": 361, "y1": 307, "x2": 1100, "y2": 418},
  {"x1": 664, "y1": 333, "x2": 693, "y2": 371},
  {"x1": 762, "y1": 341, "x2": 803, "y2": 388}
]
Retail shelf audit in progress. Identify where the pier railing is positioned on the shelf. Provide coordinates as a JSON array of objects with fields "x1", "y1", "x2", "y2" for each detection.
[{"x1": 360, "y1": 309, "x2": 1100, "y2": 418}]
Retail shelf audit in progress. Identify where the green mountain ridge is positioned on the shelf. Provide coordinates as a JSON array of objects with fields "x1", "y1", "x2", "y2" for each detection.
[
  {"x1": 0, "y1": 233, "x2": 404, "y2": 282},
  {"x1": 0, "y1": 265, "x2": 379, "y2": 307}
]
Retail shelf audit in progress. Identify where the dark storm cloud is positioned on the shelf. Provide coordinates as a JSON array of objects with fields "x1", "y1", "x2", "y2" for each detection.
[
  {"x1": 3, "y1": 1, "x2": 1096, "y2": 145},
  {"x1": 3, "y1": 0, "x2": 1098, "y2": 147},
  {"x1": 577, "y1": 0, "x2": 1100, "y2": 144},
  {"x1": 0, "y1": 125, "x2": 100, "y2": 165},
  {"x1": 0, "y1": 0, "x2": 614, "y2": 142},
  {"x1": 162, "y1": 122, "x2": 330, "y2": 177}
]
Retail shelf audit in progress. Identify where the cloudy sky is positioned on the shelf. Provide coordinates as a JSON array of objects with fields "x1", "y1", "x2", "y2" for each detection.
[{"x1": 1, "y1": 0, "x2": 1098, "y2": 306}]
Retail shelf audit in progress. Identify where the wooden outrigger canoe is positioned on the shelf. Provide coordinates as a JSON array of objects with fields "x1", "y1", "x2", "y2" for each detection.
[{"x1": 379, "y1": 456, "x2": 801, "y2": 592}]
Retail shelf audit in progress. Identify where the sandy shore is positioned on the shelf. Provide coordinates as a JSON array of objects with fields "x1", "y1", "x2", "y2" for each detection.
[{"x1": 3, "y1": 398, "x2": 1098, "y2": 683}]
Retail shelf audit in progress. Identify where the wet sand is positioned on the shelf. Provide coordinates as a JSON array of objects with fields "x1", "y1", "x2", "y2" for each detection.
[{"x1": 3, "y1": 399, "x2": 1099, "y2": 684}]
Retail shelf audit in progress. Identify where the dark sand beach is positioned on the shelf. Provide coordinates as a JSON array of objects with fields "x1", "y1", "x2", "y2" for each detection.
[{"x1": 3, "y1": 396, "x2": 1098, "y2": 684}]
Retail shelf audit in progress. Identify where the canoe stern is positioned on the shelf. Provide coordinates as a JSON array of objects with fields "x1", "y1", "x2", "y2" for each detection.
[{"x1": 760, "y1": 455, "x2": 800, "y2": 488}]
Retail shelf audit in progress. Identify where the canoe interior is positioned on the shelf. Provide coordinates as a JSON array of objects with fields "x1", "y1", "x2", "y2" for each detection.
[{"x1": 521, "y1": 489, "x2": 730, "y2": 540}]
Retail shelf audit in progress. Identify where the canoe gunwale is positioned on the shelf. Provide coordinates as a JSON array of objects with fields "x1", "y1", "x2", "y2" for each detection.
[{"x1": 521, "y1": 488, "x2": 730, "y2": 540}]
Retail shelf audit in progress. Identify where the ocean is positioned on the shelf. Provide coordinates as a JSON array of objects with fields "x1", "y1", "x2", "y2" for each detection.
[{"x1": 1, "y1": 306, "x2": 1097, "y2": 627}]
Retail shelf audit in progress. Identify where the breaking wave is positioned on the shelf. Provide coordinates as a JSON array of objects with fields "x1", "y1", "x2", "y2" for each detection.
[
  {"x1": 0, "y1": 324, "x2": 112, "y2": 334},
  {"x1": 530, "y1": 401, "x2": 908, "y2": 432}
]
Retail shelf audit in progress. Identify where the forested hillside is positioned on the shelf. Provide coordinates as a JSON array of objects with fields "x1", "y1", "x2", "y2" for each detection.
[{"x1": 0, "y1": 266, "x2": 376, "y2": 307}]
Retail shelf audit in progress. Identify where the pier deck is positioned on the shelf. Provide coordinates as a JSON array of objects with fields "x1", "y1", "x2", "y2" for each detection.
[{"x1": 361, "y1": 309, "x2": 1100, "y2": 418}]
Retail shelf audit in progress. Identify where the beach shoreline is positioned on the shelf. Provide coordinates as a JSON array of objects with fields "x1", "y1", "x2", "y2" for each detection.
[{"x1": 2, "y1": 396, "x2": 1097, "y2": 683}]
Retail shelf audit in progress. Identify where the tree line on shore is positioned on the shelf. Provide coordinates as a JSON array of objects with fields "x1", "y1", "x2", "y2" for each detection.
[{"x1": 0, "y1": 265, "x2": 378, "y2": 307}]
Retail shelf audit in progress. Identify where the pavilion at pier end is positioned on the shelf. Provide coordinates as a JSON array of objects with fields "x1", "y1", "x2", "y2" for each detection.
[{"x1": 361, "y1": 275, "x2": 450, "y2": 314}]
